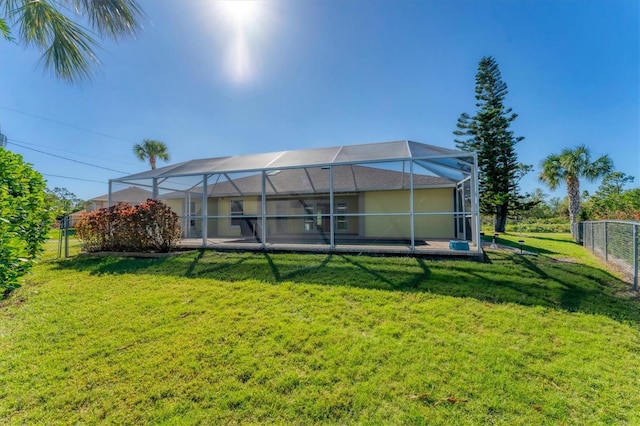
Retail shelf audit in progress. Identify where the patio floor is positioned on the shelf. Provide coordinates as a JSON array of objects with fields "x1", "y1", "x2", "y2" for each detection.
[{"x1": 175, "y1": 237, "x2": 483, "y2": 259}]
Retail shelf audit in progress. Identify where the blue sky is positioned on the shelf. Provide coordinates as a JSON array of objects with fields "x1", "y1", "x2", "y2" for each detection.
[{"x1": 1, "y1": 0, "x2": 638, "y2": 201}]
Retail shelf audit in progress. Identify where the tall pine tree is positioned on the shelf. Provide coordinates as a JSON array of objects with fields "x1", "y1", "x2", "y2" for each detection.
[{"x1": 454, "y1": 56, "x2": 528, "y2": 232}]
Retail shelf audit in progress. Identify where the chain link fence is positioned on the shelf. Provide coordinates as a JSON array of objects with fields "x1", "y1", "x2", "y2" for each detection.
[
  {"x1": 572, "y1": 221, "x2": 639, "y2": 291},
  {"x1": 55, "y1": 214, "x2": 84, "y2": 258}
]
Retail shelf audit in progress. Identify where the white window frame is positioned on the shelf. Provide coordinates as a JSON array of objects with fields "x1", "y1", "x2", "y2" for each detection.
[
  {"x1": 304, "y1": 205, "x2": 315, "y2": 232},
  {"x1": 336, "y1": 203, "x2": 348, "y2": 232}
]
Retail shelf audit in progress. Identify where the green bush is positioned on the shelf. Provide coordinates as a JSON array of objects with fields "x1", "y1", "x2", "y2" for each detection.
[
  {"x1": 0, "y1": 148, "x2": 52, "y2": 293},
  {"x1": 76, "y1": 200, "x2": 181, "y2": 253},
  {"x1": 506, "y1": 218, "x2": 571, "y2": 233}
]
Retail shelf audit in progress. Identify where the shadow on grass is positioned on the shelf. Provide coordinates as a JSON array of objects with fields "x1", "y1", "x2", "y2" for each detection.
[
  {"x1": 508, "y1": 234, "x2": 579, "y2": 244},
  {"x1": 51, "y1": 249, "x2": 639, "y2": 324},
  {"x1": 264, "y1": 252, "x2": 337, "y2": 283},
  {"x1": 481, "y1": 236, "x2": 561, "y2": 257}
]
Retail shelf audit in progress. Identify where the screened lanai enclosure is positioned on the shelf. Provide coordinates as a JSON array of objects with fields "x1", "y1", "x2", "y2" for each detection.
[{"x1": 109, "y1": 140, "x2": 481, "y2": 256}]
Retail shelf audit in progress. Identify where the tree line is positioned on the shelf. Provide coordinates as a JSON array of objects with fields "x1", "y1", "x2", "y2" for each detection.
[
  {"x1": 453, "y1": 56, "x2": 633, "y2": 233},
  {"x1": 519, "y1": 172, "x2": 639, "y2": 224}
]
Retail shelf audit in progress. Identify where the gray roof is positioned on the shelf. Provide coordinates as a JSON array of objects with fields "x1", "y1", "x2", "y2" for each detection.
[
  {"x1": 92, "y1": 186, "x2": 153, "y2": 202},
  {"x1": 113, "y1": 140, "x2": 474, "y2": 188},
  {"x1": 163, "y1": 165, "x2": 455, "y2": 198}
]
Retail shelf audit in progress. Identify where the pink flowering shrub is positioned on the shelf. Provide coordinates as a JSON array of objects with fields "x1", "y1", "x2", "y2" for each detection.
[{"x1": 76, "y1": 199, "x2": 181, "y2": 252}]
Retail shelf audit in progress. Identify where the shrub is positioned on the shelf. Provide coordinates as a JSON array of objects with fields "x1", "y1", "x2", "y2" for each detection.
[
  {"x1": 0, "y1": 148, "x2": 52, "y2": 293},
  {"x1": 76, "y1": 199, "x2": 181, "y2": 253},
  {"x1": 506, "y1": 217, "x2": 571, "y2": 233}
]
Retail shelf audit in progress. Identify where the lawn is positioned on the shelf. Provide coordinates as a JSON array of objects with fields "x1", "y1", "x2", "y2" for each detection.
[{"x1": 1, "y1": 233, "x2": 639, "y2": 424}]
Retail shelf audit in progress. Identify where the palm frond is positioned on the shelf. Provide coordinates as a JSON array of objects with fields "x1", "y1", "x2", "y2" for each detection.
[
  {"x1": 584, "y1": 155, "x2": 613, "y2": 182},
  {"x1": 133, "y1": 144, "x2": 147, "y2": 161},
  {"x1": 15, "y1": 0, "x2": 99, "y2": 82},
  {"x1": 3, "y1": 0, "x2": 144, "y2": 82},
  {"x1": 0, "y1": 17, "x2": 12, "y2": 40},
  {"x1": 134, "y1": 139, "x2": 170, "y2": 169},
  {"x1": 72, "y1": 0, "x2": 144, "y2": 39},
  {"x1": 1, "y1": 0, "x2": 21, "y2": 17},
  {"x1": 539, "y1": 154, "x2": 562, "y2": 190}
]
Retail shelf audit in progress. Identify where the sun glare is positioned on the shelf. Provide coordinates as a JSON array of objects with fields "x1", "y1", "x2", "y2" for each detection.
[
  {"x1": 188, "y1": 0, "x2": 277, "y2": 86},
  {"x1": 210, "y1": 0, "x2": 268, "y2": 85},
  {"x1": 216, "y1": 0, "x2": 263, "y2": 28}
]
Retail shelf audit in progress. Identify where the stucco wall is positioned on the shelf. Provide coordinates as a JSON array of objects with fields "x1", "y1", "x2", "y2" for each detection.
[
  {"x1": 363, "y1": 188, "x2": 454, "y2": 239},
  {"x1": 164, "y1": 199, "x2": 183, "y2": 216}
]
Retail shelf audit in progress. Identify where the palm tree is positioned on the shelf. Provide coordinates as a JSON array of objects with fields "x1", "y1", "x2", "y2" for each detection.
[
  {"x1": 1, "y1": 0, "x2": 144, "y2": 82},
  {"x1": 133, "y1": 139, "x2": 170, "y2": 170},
  {"x1": 539, "y1": 145, "x2": 613, "y2": 225}
]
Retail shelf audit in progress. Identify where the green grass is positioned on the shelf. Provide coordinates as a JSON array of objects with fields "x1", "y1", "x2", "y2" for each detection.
[
  {"x1": 47, "y1": 227, "x2": 76, "y2": 239},
  {"x1": 1, "y1": 234, "x2": 639, "y2": 424},
  {"x1": 505, "y1": 219, "x2": 571, "y2": 234},
  {"x1": 486, "y1": 232, "x2": 604, "y2": 267}
]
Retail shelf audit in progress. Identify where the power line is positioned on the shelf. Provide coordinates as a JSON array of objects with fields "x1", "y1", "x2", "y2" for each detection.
[
  {"x1": 0, "y1": 105, "x2": 136, "y2": 144},
  {"x1": 42, "y1": 173, "x2": 107, "y2": 184},
  {"x1": 9, "y1": 137, "x2": 141, "y2": 168},
  {"x1": 7, "y1": 140, "x2": 130, "y2": 174}
]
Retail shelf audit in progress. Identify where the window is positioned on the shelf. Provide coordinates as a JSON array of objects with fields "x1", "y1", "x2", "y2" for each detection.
[
  {"x1": 336, "y1": 203, "x2": 348, "y2": 231},
  {"x1": 304, "y1": 206, "x2": 315, "y2": 231},
  {"x1": 189, "y1": 201, "x2": 196, "y2": 228},
  {"x1": 230, "y1": 200, "x2": 243, "y2": 226}
]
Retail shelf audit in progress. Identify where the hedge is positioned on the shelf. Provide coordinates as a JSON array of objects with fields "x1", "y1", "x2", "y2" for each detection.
[{"x1": 76, "y1": 200, "x2": 181, "y2": 253}]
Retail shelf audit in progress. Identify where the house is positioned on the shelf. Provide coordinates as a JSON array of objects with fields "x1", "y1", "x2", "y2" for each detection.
[
  {"x1": 69, "y1": 186, "x2": 153, "y2": 225},
  {"x1": 86, "y1": 186, "x2": 153, "y2": 211},
  {"x1": 109, "y1": 140, "x2": 480, "y2": 255}
]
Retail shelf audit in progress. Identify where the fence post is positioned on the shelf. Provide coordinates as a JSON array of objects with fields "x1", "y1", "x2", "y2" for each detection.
[
  {"x1": 633, "y1": 223, "x2": 638, "y2": 292},
  {"x1": 57, "y1": 218, "x2": 63, "y2": 258},
  {"x1": 64, "y1": 215, "x2": 70, "y2": 258},
  {"x1": 604, "y1": 221, "x2": 608, "y2": 262}
]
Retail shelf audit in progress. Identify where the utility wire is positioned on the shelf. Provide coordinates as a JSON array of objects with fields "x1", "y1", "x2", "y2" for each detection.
[
  {"x1": 0, "y1": 105, "x2": 135, "y2": 144},
  {"x1": 7, "y1": 140, "x2": 129, "y2": 174},
  {"x1": 9, "y1": 137, "x2": 141, "y2": 168},
  {"x1": 42, "y1": 174, "x2": 107, "y2": 184}
]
